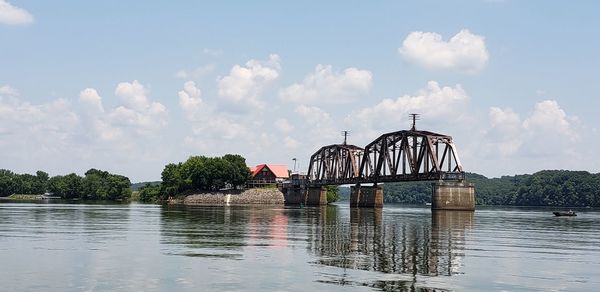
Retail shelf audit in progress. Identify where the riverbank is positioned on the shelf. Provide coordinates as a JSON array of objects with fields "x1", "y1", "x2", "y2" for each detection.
[
  {"x1": 168, "y1": 188, "x2": 284, "y2": 206},
  {"x1": 0, "y1": 194, "x2": 62, "y2": 201}
]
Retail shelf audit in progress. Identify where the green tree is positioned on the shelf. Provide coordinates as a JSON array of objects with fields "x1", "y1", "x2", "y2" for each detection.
[
  {"x1": 325, "y1": 185, "x2": 340, "y2": 203},
  {"x1": 161, "y1": 163, "x2": 186, "y2": 197},
  {"x1": 139, "y1": 183, "x2": 162, "y2": 203},
  {"x1": 0, "y1": 169, "x2": 16, "y2": 197}
]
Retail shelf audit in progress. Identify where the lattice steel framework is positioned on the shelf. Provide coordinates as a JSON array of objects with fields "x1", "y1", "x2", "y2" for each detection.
[
  {"x1": 359, "y1": 130, "x2": 464, "y2": 182},
  {"x1": 307, "y1": 144, "x2": 364, "y2": 185},
  {"x1": 306, "y1": 130, "x2": 465, "y2": 186}
]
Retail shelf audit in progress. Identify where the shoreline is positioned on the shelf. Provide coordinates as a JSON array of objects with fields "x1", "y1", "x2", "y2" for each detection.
[{"x1": 168, "y1": 188, "x2": 285, "y2": 206}]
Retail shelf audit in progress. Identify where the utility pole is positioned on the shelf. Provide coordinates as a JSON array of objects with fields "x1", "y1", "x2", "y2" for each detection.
[
  {"x1": 409, "y1": 113, "x2": 420, "y2": 131},
  {"x1": 341, "y1": 130, "x2": 350, "y2": 145}
]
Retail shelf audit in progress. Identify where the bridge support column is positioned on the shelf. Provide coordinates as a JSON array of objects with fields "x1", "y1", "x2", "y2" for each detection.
[
  {"x1": 350, "y1": 184, "x2": 383, "y2": 208},
  {"x1": 431, "y1": 181, "x2": 475, "y2": 211},
  {"x1": 305, "y1": 187, "x2": 327, "y2": 206},
  {"x1": 283, "y1": 187, "x2": 306, "y2": 205}
]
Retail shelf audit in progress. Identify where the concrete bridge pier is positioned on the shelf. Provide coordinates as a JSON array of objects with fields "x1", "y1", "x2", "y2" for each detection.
[
  {"x1": 306, "y1": 186, "x2": 327, "y2": 206},
  {"x1": 283, "y1": 186, "x2": 305, "y2": 205},
  {"x1": 431, "y1": 181, "x2": 475, "y2": 211},
  {"x1": 350, "y1": 183, "x2": 384, "y2": 208}
]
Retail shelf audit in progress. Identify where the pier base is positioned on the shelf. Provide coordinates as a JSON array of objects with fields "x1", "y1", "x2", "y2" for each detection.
[
  {"x1": 350, "y1": 184, "x2": 383, "y2": 208},
  {"x1": 283, "y1": 187, "x2": 306, "y2": 205},
  {"x1": 431, "y1": 181, "x2": 475, "y2": 211},
  {"x1": 306, "y1": 187, "x2": 327, "y2": 206}
]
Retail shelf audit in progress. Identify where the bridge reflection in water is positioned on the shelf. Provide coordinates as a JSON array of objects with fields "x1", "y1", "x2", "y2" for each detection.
[
  {"x1": 158, "y1": 205, "x2": 473, "y2": 290},
  {"x1": 306, "y1": 206, "x2": 473, "y2": 289}
]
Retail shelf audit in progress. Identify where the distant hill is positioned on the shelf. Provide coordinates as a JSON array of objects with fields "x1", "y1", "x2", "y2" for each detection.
[
  {"x1": 383, "y1": 170, "x2": 600, "y2": 207},
  {"x1": 131, "y1": 181, "x2": 161, "y2": 191}
]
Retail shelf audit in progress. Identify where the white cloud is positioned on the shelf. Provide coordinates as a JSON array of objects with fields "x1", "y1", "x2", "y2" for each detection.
[
  {"x1": 115, "y1": 80, "x2": 150, "y2": 111},
  {"x1": 280, "y1": 64, "x2": 372, "y2": 104},
  {"x1": 175, "y1": 64, "x2": 216, "y2": 80},
  {"x1": 399, "y1": 29, "x2": 489, "y2": 73},
  {"x1": 295, "y1": 105, "x2": 333, "y2": 125},
  {"x1": 0, "y1": 86, "x2": 80, "y2": 163},
  {"x1": 284, "y1": 136, "x2": 299, "y2": 149},
  {"x1": 523, "y1": 100, "x2": 571, "y2": 135},
  {"x1": 178, "y1": 81, "x2": 204, "y2": 120},
  {"x1": 0, "y1": 84, "x2": 19, "y2": 97},
  {"x1": 217, "y1": 54, "x2": 281, "y2": 109},
  {"x1": 0, "y1": 83, "x2": 175, "y2": 181},
  {"x1": 294, "y1": 105, "x2": 338, "y2": 147},
  {"x1": 351, "y1": 81, "x2": 468, "y2": 131},
  {"x1": 487, "y1": 107, "x2": 523, "y2": 156},
  {"x1": 108, "y1": 81, "x2": 167, "y2": 135},
  {"x1": 79, "y1": 88, "x2": 104, "y2": 113},
  {"x1": 0, "y1": 0, "x2": 33, "y2": 25},
  {"x1": 484, "y1": 100, "x2": 578, "y2": 159},
  {"x1": 275, "y1": 118, "x2": 294, "y2": 133}
]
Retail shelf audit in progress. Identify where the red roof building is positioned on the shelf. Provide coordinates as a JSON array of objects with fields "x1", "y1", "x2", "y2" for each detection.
[{"x1": 249, "y1": 164, "x2": 289, "y2": 185}]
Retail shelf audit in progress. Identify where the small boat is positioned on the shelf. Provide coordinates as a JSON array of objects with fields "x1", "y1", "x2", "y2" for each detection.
[{"x1": 553, "y1": 210, "x2": 577, "y2": 217}]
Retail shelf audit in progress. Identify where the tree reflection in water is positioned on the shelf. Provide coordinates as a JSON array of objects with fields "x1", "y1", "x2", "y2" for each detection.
[{"x1": 307, "y1": 206, "x2": 473, "y2": 290}]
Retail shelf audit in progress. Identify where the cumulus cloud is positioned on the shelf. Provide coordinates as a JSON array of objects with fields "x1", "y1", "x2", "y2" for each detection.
[
  {"x1": 0, "y1": 85, "x2": 79, "y2": 161},
  {"x1": 485, "y1": 100, "x2": 578, "y2": 158},
  {"x1": 294, "y1": 105, "x2": 338, "y2": 147},
  {"x1": 178, "y1": 81, "x2": 204, "y2": 120},
  {"x1": 217, "y1": 54, "x2": 281, "y2": 109},
  {"x1": 280, "y1": 64, "x2": 373, "y2": 104},
  {"x1": 399, "y1": 29, "x2": 489, "y2": 73},
  {"x1": 523, "y1": 100, "x2": 571, "y2": 135},
  {"x1": 79, "y1": 88, "x2": 104, "y2": 113},
  {"x1": 351, "y1": 81, "x2": 468, "y2": 131},
  {"x1": 0, "y1": 0, "x2": 33, "y2": 25},
  {"x1": 108, "y1": 81, "x2": 167, "y2": 135}
]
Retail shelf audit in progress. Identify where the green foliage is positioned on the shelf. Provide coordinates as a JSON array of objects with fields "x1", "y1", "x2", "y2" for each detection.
[
  {"x1": 0, "y1": 168, "x2": 131, "y2": 201},
  {"x1": 81, "y1": 169, "x2": 131, "y2": 201},
  {"x1": 383, "y1": 181, "x2": 431, "y2": 204},
  {"x1": 160, "y1": 154, "x2": 251, "y2": 197},
  {"x1": 131, "y1": 181, "x2": 161, "y2": 191},
  {"x1": 48, "y1": 173, "x2": 83, "y2": 199},
  {"x1": 0, "y1": 169, "x2": 49, "y2": 196},
  {"x1": 325, "y1": 185, "x2": 340, "y2": 203},
  {"x1": 138, "y1": 183, "x2": 162, "y2": 203},
  {"x1": 382, "y1": 171, "x2": 600, "y2": 207}
]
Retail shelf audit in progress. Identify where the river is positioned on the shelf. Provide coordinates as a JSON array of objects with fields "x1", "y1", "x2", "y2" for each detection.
[{"x1": 0, "y1": 202, "x2": 599, "y2": 291}]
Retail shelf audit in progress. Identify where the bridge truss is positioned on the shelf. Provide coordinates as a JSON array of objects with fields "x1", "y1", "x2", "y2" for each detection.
[{"x1": 307, "y1": 130, "x2": 465, "y2": 186}]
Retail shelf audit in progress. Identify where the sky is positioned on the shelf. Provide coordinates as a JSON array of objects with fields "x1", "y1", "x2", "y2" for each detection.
[{"x1": 1, "y1": 0, "x2": 600, "y2": 182}]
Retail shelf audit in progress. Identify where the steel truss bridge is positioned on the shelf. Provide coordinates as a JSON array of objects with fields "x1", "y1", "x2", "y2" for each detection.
[{"x1": 306, "y1": 129, "x2": 465, "y2": 186}]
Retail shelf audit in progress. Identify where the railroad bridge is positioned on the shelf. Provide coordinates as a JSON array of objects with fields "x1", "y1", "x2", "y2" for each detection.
[{"x1": 283, "y1": 121, "x2": 475, "y2": 210}]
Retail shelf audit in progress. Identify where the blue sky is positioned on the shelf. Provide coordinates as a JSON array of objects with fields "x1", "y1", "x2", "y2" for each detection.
[{"x1": 1, "y1": 0, "x2": 600, "y2": 182}]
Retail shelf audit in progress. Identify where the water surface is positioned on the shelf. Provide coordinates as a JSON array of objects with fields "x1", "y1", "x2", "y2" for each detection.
[{"x1": 1, "y1": 202, "x2": 599, "y2": 291}]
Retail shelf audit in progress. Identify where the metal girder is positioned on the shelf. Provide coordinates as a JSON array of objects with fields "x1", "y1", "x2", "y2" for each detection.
[
  {"x1": 306, "y1": 129, "x2": 465, "y2": 186},
  {"x1": 307, "y1": 144, "x2": 364, "y2": 185},
  {"x1": 359, "y1": 130, "x2": 463, "y2": 182}
]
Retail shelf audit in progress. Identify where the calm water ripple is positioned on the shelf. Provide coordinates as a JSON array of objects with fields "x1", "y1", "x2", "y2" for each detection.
[{"x1": 1, "y1": 202, "x2": 600, "y2": 291}]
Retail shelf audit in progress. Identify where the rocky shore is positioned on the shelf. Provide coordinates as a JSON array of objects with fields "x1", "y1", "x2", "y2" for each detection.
[{"x1": 168, "y1": 188, "x2": 284, "y2": 206}]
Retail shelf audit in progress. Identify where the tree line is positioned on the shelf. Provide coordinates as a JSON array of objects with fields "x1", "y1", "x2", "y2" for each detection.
[
  {"x1": 0, "y1": 168, "x2": 131, "y2": 201},
  {"x1": 138, "y1": 154, "x2": 251, "y2": 203},
  {"x1": 383, "y1": 170, "x2": 600, "y2": 207}
]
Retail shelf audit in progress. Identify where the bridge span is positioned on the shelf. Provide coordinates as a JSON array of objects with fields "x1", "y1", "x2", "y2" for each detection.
[{"x1": 283, "y1": 124, "x2": 475, "y2": 211}]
